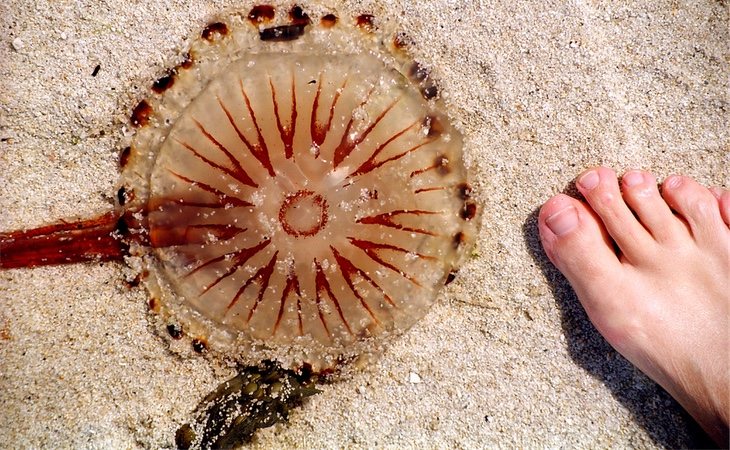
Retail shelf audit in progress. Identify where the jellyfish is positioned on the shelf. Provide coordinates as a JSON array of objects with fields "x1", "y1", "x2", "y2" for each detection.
[{"x1": 0, "y1": 5, "x2": 480, "y2": 446}]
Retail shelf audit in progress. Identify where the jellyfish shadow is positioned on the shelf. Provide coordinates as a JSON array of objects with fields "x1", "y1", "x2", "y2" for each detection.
[{"x1": 521, "y1": 187, "x2": 715, "y2": 448}]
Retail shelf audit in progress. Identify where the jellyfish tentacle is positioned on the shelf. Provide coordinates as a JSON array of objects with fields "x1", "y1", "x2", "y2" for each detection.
[{"x1": 0, "y1": 211, "x2": 127, "y2": 269}]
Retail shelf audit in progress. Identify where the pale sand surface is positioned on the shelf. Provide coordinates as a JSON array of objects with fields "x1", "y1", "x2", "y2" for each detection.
[{"x1": 1, "y1": 0, "x2": 727, "y2": 448}]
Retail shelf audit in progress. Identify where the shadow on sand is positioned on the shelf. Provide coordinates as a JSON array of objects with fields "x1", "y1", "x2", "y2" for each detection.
[{"x1": 521, "y1": 188, "x2": 715, "y2": 448}]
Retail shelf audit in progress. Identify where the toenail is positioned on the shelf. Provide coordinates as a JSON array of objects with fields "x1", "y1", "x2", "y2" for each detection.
[
  {"x1": 578, "y1": 170, "x2": 600, "y2": 190},
  {"x1": 665, "y1": 176, "x2": 683, "y2": 190},
  {"x1": 545, "y1": 206, "x2": 579, "y2": 236},
  {"x1": 623, "y1": 171, "x2": 644, "y2": 187}
]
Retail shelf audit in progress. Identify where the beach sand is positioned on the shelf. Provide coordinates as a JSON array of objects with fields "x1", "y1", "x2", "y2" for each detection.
[{"x1": 1, "y1": 0, "x2": 727, "y2": 448}]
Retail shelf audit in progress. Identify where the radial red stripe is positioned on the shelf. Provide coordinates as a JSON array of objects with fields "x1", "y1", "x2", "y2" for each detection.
[
  {"x1": 330, "y1": 246, "x2": 383, "y2": 320},
  {"x1": 347, "y1": 237, "x2": 437, "y2": 286},
  {"x1": 314, "y1": 259, "x2": 353, "y2": 336},
  {"x1": 273, "y1": 268, "x2": 303, "y2": 336},
  {"x1": 234, "y1": 251, "x2": 278, "y2": 321},
  {"x1": 192, "y1": 120, "x2": 258, "y2": 187},
  {"x1": 166, "y1": 170, "x2": 254, "y2": 208},
  {"x1": 348, "y1": 119, "x2": 420, "y2": 178},
  {"x1": 333, "y1": 93, "x2": 399, "y2": 168},
  {"x1": 311, "y1": 74, "x2": 347, "y2": 148},
  {"x1": 270, "y1": 75, "x2": 297, "y2": 159},
  {"x1": 357, "y1": 209, "x2": 439, "y2": 236},
  {"x1": 239, "y1": 79, "x2": 276, "y2": 177}
]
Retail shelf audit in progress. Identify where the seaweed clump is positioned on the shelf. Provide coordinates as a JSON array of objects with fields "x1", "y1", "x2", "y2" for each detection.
[{"x1": 175, "y1": 362, "x2": 320, "y2": 449}]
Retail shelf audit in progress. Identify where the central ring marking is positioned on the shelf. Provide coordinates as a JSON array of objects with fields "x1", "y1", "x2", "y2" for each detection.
[{"x1": 278, "y1": 189, "x2": 329, "y2": 237}]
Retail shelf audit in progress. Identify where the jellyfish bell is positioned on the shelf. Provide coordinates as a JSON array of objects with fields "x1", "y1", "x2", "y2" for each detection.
[
  {"x1": 1, "y1": 6, "x2": 480, "y2": 375},
  {"x1": 115, "y1": 10, "x2": 480, "y2": 372}
]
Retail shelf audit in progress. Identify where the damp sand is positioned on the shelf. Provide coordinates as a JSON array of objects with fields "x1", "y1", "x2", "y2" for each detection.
[{"x1": 0, "y1": 0, "x2": 727, "y2": 448}]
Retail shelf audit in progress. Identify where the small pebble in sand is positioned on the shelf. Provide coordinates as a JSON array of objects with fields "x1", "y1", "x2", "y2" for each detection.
[
  {"x1": 408, "y1": 372, "x2": 423, "y2": 384},
  {"x1": 11, "y1": 38, "x2": 24, "y2": 51}
]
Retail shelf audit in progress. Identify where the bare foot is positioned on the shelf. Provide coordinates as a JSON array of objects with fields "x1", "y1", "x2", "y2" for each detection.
[{"x1": 538, "y1": 167, "x2": 729, "y2": 444}]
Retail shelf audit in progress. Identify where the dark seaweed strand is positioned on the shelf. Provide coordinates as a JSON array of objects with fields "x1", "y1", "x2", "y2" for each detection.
[{"x1": 175, "y1": 362, "x2": 320, "y2": 449}]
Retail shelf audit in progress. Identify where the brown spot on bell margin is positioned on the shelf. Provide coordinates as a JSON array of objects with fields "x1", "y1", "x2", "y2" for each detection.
[
  {"x1": 457, "y1": 183, "x2": 472, "y2": 200},
  {"x1": 435, "y1": 155, "x2": 450, "y2": 175},
  {"x1": 248, "y1": 5, "x2": 275, "y2": 24},
  {"x1": 460, "y1": 202, "x2": 477, "y2": 221},
  {"x1": 393, "y1": 32, "x2": 413, "y2": 50},
  {"x1": 131, "y1": 100, "x2": 152, "y2": 127},
  {"x1": 356, "y1": 14, "x2": 375, "y2": 31},
  {"x1": 201, "y1": 22, "x2": 228, "y2": 41},
  {"x1": 320, "y1": 14, "x2": 337, "y2": 27},
  {"x1": 192, "y1": 338, "x2": 208, "y2": 353},
  {"x1": 148, "y1": 296, "x2": 160, "y2": 312},
  {"x1": 409, "y1": 62, "x2": 430, "y2": 82},
  {"x1": 152, "y1": 71, "x2": 176, "y2": 93},
  {"x1": 421, "y1": 83, "x2": 439, "y2": 100},
  {"x1": 117, "y1": 186, "x2": 128, "y2": 206},
  {"x1": 167, "y1": 323, "x2": 183, "y2": 339},
  {"x1": 424, "y1": 115, "x2": 444, "y2": 137},
  {"x1": 119, "y1": 146, "x2": 132, "y2": 168},
  {"x1": 289, "y1": 5, "x2": 311, "y2": 25},
  {"x1": 121, "y1": 187, "x2": 135, "y2": 205},
  {"x1": 260, "y1": 24, "x2": 306, "y2": 42},
  {"x1": 452, "y1": 231, "x2": 466, "y2": 249},
  {"x1": 178, "y1": 52, "x2": 193, "y2": 70},
  {"x1": 445, "y1": 270, "x2": 458, "y2": 285}
]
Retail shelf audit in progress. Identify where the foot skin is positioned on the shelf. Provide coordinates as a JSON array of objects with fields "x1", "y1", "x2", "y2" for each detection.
[{"x1": 538, "y1": 167, "x2": 729, "y2": 444}]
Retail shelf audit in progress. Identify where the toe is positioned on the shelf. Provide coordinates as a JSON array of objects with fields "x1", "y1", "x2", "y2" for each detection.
[
  {"x1": 538, "y1": 193, "x2": 623, "y2": 310},
  {"x1": 662, "y1": 176, "x2": 727, "y2": 244},
  {"x1": 709, "y1": 187, "x2": 730, "y2": 227},
  {"x1": 576, "y1": 167, "x2": 654, "y2": 262},
  {"x1": 621, "y1": 170, "x2": 683, "y2": 242}
]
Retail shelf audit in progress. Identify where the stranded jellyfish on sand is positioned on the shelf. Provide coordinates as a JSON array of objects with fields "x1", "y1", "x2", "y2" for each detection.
[{"x1": 1, "y1": 4, "x2": 479, "y2": 446}]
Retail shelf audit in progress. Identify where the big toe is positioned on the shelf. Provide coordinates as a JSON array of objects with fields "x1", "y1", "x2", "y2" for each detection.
[{"x1": 538, "y1": 194, "x2": 623, "y2": 315}]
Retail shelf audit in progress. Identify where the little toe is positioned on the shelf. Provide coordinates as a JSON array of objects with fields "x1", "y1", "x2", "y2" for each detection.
[
  {"x1": 576, "y1": 167, "x2": 653, "y2": 262},
  {"x1": 662, "y1": 176, "x2": 727, "y2": 243},
  {"x1": 709, "y1": 187, "x2": 730, "y2": 227},
  {"x1": 621, "y1": 170, "x2": 682, "y2": 241},
  {"x1": 538, "y1": 194, "x2": 622, "y2": 311}
]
